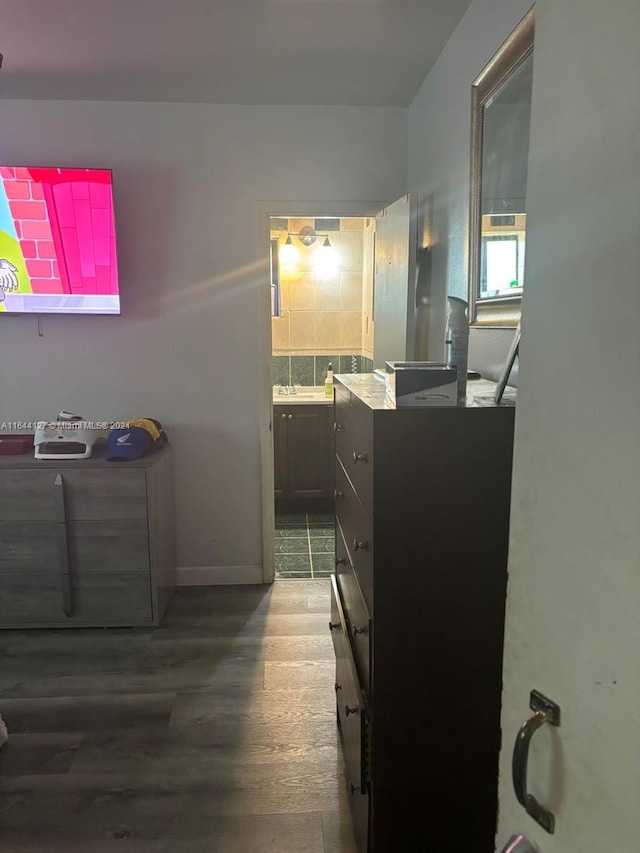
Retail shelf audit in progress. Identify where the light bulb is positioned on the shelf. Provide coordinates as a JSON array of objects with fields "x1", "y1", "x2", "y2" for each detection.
[
  {"x1": 280, "y1": 234, "x2": 299, "y2": 268},
  {"x1": 314, "y1": 236, "x2": 338, "y2": 277}
]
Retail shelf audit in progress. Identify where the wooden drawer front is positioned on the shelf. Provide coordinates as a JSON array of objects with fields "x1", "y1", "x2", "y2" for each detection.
[
  {"x1": 58, "y1": 469, "x2": 148, "y2": 521},
  {"x1": 330, "y1": 578, "x2": 367, "y2": 795},
  {"x1": 0, "y1": 571, "x2": 152, "y2": 627},
  {"x1": 0, "y1": 520, "x2": 149, "y2": 574},
  {"x1": 335, "y1": 460, "x2": 373, "y2": 615},
  {"x1": 336, "y1": 523, "x2": 371, "y2": 698},
  {"x1": 334, "y1": 390, "x2": 373, "y2": 516},
  {"x1": 0, "y1": 522, "x2": 58, "y2": 572},
  {"x1": 0, "y1": 470, "x2": 59, "y2": 521},
  {"x1": 330, "y1": 573, "x2": 350, "y2": 661},
  {"x1": 68, "y1": 520, "x2": 150, "y2": 572},
  {"x1": 0, "y1": 468, "x2": 147, "y2": 522}
]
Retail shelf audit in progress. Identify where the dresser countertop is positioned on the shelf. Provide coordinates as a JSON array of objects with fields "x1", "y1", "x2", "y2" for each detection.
[
  {"x1": 0, "y1": 442, "x2": 171, "y2": 469},
  {"x1": 334, "y1": 373, "x2": 516, "y2": 409}
]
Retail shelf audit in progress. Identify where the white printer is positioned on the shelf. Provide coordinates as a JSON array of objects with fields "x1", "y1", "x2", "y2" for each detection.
[{"x1": 34, "y1": 411, "x2": 109, "y2": 460}]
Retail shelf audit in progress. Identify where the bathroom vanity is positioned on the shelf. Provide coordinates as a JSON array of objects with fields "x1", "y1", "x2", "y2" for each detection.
[
  {"x1": 330, "y1": 374, "x2": 515, "y2": 852},
  {"x1": 273, "y1": 388, "x2": 334, "y2": 501}
]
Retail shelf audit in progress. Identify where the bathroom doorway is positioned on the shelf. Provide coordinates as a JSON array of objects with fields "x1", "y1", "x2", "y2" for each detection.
[
  {"x1": 269, "y1": 214, "x2": 374, "y2": 579},
  {"x1": 259, "y1": 194, "x2": 418, "y2": 584}
]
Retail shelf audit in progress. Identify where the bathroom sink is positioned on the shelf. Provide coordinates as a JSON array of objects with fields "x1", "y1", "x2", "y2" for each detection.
[{"x1": 272, "y1": 387, "x2": 330, "y2": 403}]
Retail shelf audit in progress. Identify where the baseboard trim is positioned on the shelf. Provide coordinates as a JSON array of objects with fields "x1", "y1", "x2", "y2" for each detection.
[{"x1": 176, "y1": 565, "x2": 264, "y2": 586}]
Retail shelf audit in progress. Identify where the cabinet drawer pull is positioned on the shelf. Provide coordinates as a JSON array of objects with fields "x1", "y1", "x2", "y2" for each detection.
[
  {"x1": 281, "y1": 413, "x2": 287, "y2": 419},
  {"x1": 334, "y1": 423, "x2": 345, "y2": 432},
  {"x1": 329, "y1": 621, "x2": 340, "y2": 631},
  {"x1": 352, "y1": 451, "x2": 368, "y2": 464},
  {"x1": 353, "y1": 539, "x2": 369, "y2": 552},
  {"x1": 287, "y1": 414, "x2": 293, "y2": 420},
  {"x1": 349, "y1": 782, "x2": 359, "y2": 795},
  {"x1": 334, "y1": 489, "x2": 345, "y2": 499},
  {"x1": 54, "y1": 473, "x2": 73, "y2": 618},
  {"x1": 335, "y1": 682, "x2": 342, "y2": 692},
  {"x1": 335, "y1": 557, "x2": 346, "y2": 567},
  {"x1": 352, "y1": 624, "x2": 366, "y2": 636},
  {"x1": 344, "y1": 704, "x2": 359, "y2": 717}
]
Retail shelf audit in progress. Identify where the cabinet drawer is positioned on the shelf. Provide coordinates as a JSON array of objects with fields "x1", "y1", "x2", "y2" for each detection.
[
  {"x1": 0, "y1": 520, "x2": 150, "y2": 574},
  {"x1": 335, "y1": 459, "x2": 373, "y2": 614},
  {"x1": 330, "y1": 576, "x2": 367, "y2": 795},
  {"x1": 336, "y1": 523, "x2": 371, "y2": 698},
  {"x1": 68, "y1": 520, "x2": 150, "y2": 572},
  {"x1": 58, "y1": 469, "x2": 148, "y2": 521},
  {"x1": 0, "y1": 522, "x2": 58, "y2": 572},
  {"x1": 334, "y1": 389, "x2": 373, "y2": 516},
  {"x1": 0, "y1": 470, "x2": 60, "y2": 521},
  {"x1": 0, "y1": 571, "x2": 152, "y2": 627},
  {"x1": 0, "y1": 468, "x2": 147, "y2": 522}
]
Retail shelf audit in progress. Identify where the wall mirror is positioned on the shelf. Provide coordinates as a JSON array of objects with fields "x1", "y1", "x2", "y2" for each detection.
[{"x1": 469, "y1": 7, "x2": 534, "y2": 326}]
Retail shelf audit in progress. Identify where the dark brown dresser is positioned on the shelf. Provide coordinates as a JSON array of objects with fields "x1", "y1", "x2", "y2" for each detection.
[
  {"x1": 329, "y1": 374, "x2": 516, "y2": 853},
  {"x1": 0, "y1": 445, "x2": 175, "y2": 628}
]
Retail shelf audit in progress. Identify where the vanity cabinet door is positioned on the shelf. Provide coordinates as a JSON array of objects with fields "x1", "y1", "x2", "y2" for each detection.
[
  {"x1": 286, "y1": 406, "x2": 331, "y2": 498},
  {"x1": 273, "y1": 405, "x2": 333, "y2": 499}
]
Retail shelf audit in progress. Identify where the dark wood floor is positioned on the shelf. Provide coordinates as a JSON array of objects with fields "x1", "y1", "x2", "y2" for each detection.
[{"x1": 0, "y1": 581, "x2": 357, "y2": 853}]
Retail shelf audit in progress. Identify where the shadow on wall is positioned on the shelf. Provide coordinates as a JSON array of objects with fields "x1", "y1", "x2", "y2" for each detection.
[{"x1": 114, "y1": 167, "x2": 180, "y2": 319}]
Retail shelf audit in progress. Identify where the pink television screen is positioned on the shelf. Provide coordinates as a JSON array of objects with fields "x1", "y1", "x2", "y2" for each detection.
[{"x1": 0, "y1": 166, "x2": 120, "y2": 315}]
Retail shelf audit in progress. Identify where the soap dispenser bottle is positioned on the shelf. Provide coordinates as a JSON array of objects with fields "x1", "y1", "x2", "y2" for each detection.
[
  {"x1": 445, "y1": 296, "x2": 469, "y2": 403},
  {"x1": 324, "y1": 362, "x2": 334, "y2": 399}
]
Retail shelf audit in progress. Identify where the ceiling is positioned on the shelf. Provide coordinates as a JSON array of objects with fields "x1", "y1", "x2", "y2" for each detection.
[{"x1": 0, "y1": 0, "x2": 473, "y2": 107}]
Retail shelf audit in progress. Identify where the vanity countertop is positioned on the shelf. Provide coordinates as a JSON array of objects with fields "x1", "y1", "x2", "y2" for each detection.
[{"x1": 272, "y1": 387, "x2": 332, "y2": 405}]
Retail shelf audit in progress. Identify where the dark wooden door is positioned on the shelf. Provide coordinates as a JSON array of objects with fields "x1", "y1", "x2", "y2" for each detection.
[
  {"x1": 273, "y1": 405, "x2": 332, "y2": 499},
  {"x1": 286, "y1": 406, "x2": 330, "y2": 498}
]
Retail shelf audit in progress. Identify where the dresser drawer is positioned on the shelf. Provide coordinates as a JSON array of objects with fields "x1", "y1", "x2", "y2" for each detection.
[
  {"x1": 335, "y1": 459, "x2": 373, "y2": 614},
  {"x1": 0, "y1": 468, "x2": 147, "y2": 522},
  {"x1": 336, "y1": 523, "x2": 371, "y2": 699},
  {"x1": 0, "y1": 571, "x2": 152, "y2": 627},
  {"x1": 0, "y1": 470, "x2": 60, "y2": 521},
  {"x1": 58, "y1": 468, "x2": 148, "y2": 521},
  {"x1": 334, "y1": 388, "x2": 373, "y2": 516},
  {"x1": 0, "y1": 519, "x2": 150, "y2": 574},
  {"x1": 0, "y1": 522, "x2": 58, "y2": 572},
  {"x1": 330, "y1": 576, "x2": 368, "y2": 794}
]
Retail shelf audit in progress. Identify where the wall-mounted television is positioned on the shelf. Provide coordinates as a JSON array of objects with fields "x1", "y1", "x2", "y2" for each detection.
[{"x1": 0, "y1": 166, "x2": 120, "y2": 315}]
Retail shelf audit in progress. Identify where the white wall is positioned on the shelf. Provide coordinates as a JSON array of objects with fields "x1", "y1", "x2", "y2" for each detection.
[
  {"x1": 497, "y1": 0, "x2": 640, "y2": 848},
  {"x1": 0, "y1": 100, "x2": 406, "y2": 578},
  {"x1": 407, "y1": 0, "x2": 532, "y2": 366}
]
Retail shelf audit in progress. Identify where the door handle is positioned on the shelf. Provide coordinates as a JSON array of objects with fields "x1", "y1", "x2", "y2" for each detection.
[{"x1": 512, "y1": 690, "x2": 561, "y2": 834}]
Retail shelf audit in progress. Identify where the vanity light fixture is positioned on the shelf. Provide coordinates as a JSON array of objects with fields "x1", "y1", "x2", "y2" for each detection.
[
  {"x1": 284, "y1": 226, "x2": 333, "y2": 249},
  {"x1": 280, "y1": 233, "x2": 299, "y2": 267},
  {"x1": 278, "y1": 225, "x2": 339, "y2": 275}
]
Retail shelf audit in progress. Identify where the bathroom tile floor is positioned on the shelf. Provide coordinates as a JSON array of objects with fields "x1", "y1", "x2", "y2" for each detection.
[{"x1": 275, "y1": 511, "x2": 335, "y2": 580}]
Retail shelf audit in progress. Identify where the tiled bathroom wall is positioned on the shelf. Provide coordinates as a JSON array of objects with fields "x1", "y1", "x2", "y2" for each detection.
[
  {"x1": 272, "y1": 353, "x2": 368, "y2": 387},
  {"x1": 271, "y1": 216, "x2": 373, "y2": 382}
]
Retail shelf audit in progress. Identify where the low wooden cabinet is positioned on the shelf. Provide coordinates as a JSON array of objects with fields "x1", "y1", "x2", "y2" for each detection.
[
  {"x1": 331, "y1": 374, "x2": 516, "y2": 853},
  {"x1": 273, "y1": 404, "x2": 333, "y2": 499},
  {"x1": 0, "y1": 446, "x2": 175, "y2": 628}
]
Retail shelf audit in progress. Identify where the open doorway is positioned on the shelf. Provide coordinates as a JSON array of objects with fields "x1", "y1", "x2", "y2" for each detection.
[
  {"x1": 260, "y1": 194, "x2": 418, "y2": 584},
  {"x1": 269, "y1": 214, "x2": 374, "y2": 579}
]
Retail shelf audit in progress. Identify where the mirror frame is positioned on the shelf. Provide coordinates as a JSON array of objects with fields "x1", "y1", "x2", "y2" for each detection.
[{"x1": 468, "y1": 7, "x2": 534, "y2": 326}]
